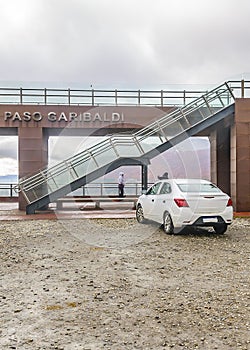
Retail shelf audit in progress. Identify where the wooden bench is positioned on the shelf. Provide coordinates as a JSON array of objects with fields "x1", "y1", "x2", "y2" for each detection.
[{"x1": 55, "y1": 196, "x2": 138, "y2": 210}]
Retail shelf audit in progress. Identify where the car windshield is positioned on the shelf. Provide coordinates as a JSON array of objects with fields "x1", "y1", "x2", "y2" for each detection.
[
  {"x1": 177, "y1": 183, "x2": 221, "y2": 193},
  {"x1": 146, "y1": 182, "x2": 161, "y2": 195}
]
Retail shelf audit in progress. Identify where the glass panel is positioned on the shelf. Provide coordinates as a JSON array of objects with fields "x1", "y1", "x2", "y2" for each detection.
[
  {"x1": 146, "y1": 182, "x2": 161, "y2": 195},
  {"x1": 178, "y1": 115, "x2": 190, "y2": 130},
  {"x1": 115, "y1": 142, "x2": 142, "y2": 157},
  {"x1": 138, "y1": 135, "x2": 163, "y2": 153},
  {"x1": 178, "y1": 183, "x2": 221, "y2": 193},
  {"x1": 73, "y1": 158, "x2": 98, "y2": 178},
  {"x1": 205, "y1": 89, "x2": 231, "y2": 113},
  {"x1": 197, "y1": 106, "x2": 211, "y2": 118},
  {"x1": 48, "y1": 168, "x2": 74, "y2": 193},
  {"x1": 94, "y1": 147, "x2": 120, "y2": 167},
  {"x1": 185, "y1": 110, "x2": 204, "y2": 126},
  {"x1": 24, "y1": 190, "x2": 37, "y2": 203},
  {"x1": 25, "y1": 182, "x2": 49, "y2": 202},
  {"x1": 161, "y1": 120, "x2": 184, "y2": 138},
  {"x1": 159, "y1": 182, "x2": 172, "y2": 194},
  {"x1": 46, "y1": 177, "x2": 59, "y2": 193}
]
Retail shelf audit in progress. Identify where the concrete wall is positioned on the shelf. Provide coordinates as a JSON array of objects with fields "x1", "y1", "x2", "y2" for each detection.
[{"x1": 234, "y1": 99, "x2": 250, "y2": 211}]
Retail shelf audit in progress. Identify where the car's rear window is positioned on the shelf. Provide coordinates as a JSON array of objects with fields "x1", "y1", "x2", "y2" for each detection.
[{"x1": 177, "y1": 183, "x2": 221, "y2": 193}]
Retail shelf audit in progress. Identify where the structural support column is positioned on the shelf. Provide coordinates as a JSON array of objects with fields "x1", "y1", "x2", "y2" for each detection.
[
  {"x1": 234, "y1": 99, "x2": 250, "y2": 211},
  {"x1": 209, "y1": 127, "x2": 231, "y2": 196},
  {"x1": 18, "y1": 128, "x2": 48, "y2": 210},
  {"x1": 141, "y1": 164, "x2": 148, "y2": 193}
]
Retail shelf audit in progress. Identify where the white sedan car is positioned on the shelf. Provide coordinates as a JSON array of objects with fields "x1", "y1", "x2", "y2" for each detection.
[{"x1": 136, "y1": 179, "x2": 233, "y2": 234}]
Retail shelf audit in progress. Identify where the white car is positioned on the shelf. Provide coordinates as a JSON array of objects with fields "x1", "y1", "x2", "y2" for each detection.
[{"x1": 136, "y1": 179, "x2": 233, "y2": 234}]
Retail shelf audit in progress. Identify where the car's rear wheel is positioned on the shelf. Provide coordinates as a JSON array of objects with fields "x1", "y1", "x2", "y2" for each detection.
[
  {"x1": 214, "y1": 223, "x2": 227, "y2": 235},
  {"x1": 163, "y1": 212, "x2": 174, "y2": 234},
  {"x1": 136, "y1": 205, "x2": 146, "y2": 224}
]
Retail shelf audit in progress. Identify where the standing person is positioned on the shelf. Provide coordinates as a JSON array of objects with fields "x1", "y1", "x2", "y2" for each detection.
[
  {"x1": 158, "y1": 172, "x2": 169, "y2": 180},
  {"x1": 118, "y1": 172, "x2": 125, "y2": 197}
]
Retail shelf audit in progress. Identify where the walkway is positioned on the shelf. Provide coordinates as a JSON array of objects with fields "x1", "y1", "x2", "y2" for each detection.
[
  {"x1": 0, "y1": 202, "x2": 136, "y2": 220},
  {"x1": 0, "y1": 202, "x2": 249, "y2": 221}
]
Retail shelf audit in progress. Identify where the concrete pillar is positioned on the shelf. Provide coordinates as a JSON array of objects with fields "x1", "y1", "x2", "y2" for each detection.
[
  {"x1": 234, "y1": 99, "x2": 250, "y2": 211},
  {"x1": 230, "y1": 124, "x2": 237, "y2": 207},
  {"x1": 209, "y1": 130, "x2": 217, "y2": 184},
  {"x1": 18, "y1": 128, "x2": 48, "y2": 210},
  {"x1": 217, "y1": 127, "x2": 231, "y2": 195},
  {"x1": 209, "y1": 127, "x2": 231, "y2": 195}
]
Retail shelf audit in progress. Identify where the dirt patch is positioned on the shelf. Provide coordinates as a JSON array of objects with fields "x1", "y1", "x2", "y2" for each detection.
[{"x1": 0, "y1": 218, "x2": 249, "y2": 349}]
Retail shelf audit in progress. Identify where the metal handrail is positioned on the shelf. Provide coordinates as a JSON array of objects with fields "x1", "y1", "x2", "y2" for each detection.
[
  {"x1": 15, "y1": 82, "x2": 235, "y2": 203},
  {"x1": 0, "y1": 79, "x2": 244, "y2": 106},
  {"x1": 0, "y1": 182, "x2": 154, "y2": 197},
  {"x1": 0, "y1": 87, "x2": 207, "y2": 106},
  {"x1": 0, "y1": 183, "x2": 18, "y2": 197},
  {"x1": 135, "y1": 82, "x2": 234, "y2": 140}
]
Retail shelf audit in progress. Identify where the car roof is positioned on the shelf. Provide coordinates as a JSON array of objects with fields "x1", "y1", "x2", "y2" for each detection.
[{"x1": 157, "y1": 178, "x2": 211, "y2": 184}]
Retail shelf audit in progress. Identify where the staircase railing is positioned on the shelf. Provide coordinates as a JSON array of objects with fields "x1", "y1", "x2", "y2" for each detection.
[{"x1": 15, "y1": 82, "x2": 235, "y2": 204}]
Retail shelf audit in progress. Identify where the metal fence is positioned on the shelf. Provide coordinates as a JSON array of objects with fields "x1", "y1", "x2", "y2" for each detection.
[
  {"x1": 72, "y1": 182, "x2": 154, "y2": 197},
  {"x1": 1, "y1": 182, "x2": 153, "y2": 198},
  {"x1": 0, "y1": 183, "x2": 18, "y2": 197},
  {"x1": 0, "y1": 80, "x2": 248, "y2": 106}
]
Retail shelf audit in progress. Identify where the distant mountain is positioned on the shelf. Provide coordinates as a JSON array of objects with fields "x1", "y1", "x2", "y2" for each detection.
[{"x1": 103, "y1": 147, "x2": 210, "y2": 184}]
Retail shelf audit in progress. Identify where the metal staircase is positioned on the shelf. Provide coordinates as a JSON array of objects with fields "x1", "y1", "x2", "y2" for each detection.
[{"x1": 15, "y1": 82, "x2": 235, "y2": 214}]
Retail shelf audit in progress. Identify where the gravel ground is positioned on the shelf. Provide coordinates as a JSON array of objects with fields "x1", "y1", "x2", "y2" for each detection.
[{"x1": 0, "y1": 217, "x2": 249, "y2": 350}]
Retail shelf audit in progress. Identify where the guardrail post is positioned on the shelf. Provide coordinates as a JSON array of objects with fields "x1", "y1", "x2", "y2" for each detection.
[
  {"x1": 183, "y1": 90, "x2": 186, "y2": 105},
  {"x1": 68, "y1": 88, "x2": 71, "y2": 105},
  {"x1": 44, "y1": 88, "x2": 47, "y2": 104},
  {"x1": 115, "y1": 89, "x2": 118, "y2": 105},
  {"x1": 161, "y1": 90, "x2": 163, "y2": 107},
  {"x1": 241, "y1": 79, "x2": 245, "y2": 98},
  {"x1": 138, "y1": 89, "x2": 141, "y2": 105},
  {"x1": 92, "y1": 89, "x2": 95, "y2": 105},
  {"x1": 20, "y1": 88, "x2": 23, "y2": 104}
]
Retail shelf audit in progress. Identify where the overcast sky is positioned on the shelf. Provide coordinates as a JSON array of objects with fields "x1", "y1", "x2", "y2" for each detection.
[
  {"x1": 0, "y1": 0, "x2": 250, "y2": 176},
  {"x1": 1, "y1": 0, "x2": 250, "y2": 87}
]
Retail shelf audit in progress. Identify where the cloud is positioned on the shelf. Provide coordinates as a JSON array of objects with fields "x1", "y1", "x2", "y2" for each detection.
[
  {"x1": 0, "y1": 137, "x2": 18, "y2": 159},
  {"x1": 0, "y1": 0, "x2": 249, "y2": 86},
  {"x1": 0, "y1": 0, "x2": 248, "y2": 176},
  {"x1": 0, "y1": 137, "x2": 18, "y2": 175},
  {"x1": 0, "y1": 158, "x2": 18, "y2": 176}
]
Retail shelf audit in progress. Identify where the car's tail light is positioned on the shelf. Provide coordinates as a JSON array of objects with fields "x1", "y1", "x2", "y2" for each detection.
[
  {"x1": 174, "y1": 198, "x2": 189, "y2": 207},
  {"x1": 227, "y1": 198, "x2": 233, "y2": 207}
]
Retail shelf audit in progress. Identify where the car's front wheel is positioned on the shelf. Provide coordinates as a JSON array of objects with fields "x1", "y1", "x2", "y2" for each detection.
[
  {"x1": 163, "y1": 212, "x2": 174, "y2": 234},
  {"x1": 136, "y1": 205, "x2": 146, "y2": 224},
  {"x1": 213, "y1": 223, "x2": 228, "y2": 235}
]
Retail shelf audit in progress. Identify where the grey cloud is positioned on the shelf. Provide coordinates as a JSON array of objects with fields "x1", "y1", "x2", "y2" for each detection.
[
  {"x1": 0, "y1": 0, "x2": 250, "y2": 87},
  {"x1": 0, "y1": 137, "x2": 18, "y2": 159}
]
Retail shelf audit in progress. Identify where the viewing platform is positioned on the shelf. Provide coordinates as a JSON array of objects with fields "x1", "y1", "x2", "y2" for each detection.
[{"x1": 1, "y1": 80, "x2": 250, "y2": 213}]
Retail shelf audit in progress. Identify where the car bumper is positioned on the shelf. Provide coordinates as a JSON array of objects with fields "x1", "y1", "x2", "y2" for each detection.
[{"x1": 171, "y1": 208, "x2": 233, "y2": 228}]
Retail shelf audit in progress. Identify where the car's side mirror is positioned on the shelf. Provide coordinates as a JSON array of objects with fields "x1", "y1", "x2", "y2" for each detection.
[{"x1": 141, "y1": 189, "x2": 147, "y2": 195}]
